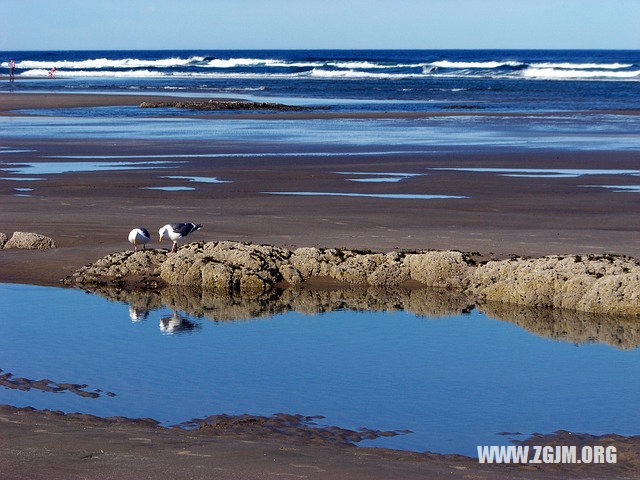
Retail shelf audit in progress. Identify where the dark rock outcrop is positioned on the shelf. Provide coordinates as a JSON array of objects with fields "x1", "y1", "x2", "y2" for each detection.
[{"x1": 139, "y1": 100, "x2": 320, "y2": 112}]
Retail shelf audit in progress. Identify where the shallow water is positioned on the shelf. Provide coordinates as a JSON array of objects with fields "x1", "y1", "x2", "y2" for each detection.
[
  {"x1": 45, "y1": 149, "x2": 439, "y2": 160},
  {"x1": 583, "y1": 185, "x2": 640, "y2": 193},
  {"x1": 142, "y1": 186, "x2": 195, "y2": 191},
  {"x1": 429, "y1": 167, "x2": 640, "y2": 178},
  {"x1": 0, "y1": 160, "x2": 185, "y2": 175},
  {"x1": 160, "y1": 175, "x2": 231, "y2": 184},
  {"x1": 335, "y1": 171, "x2": 422, "y2": 177},
  {"x1": 335, "y1": 171, "x2": 421, "y2": 183},
  {"x1": 1, "y1": 283, "x2": 639, "y2": 456},
  {"x1": 3, "y1": 115, "x2": 640, "y2": 150},
  {"x1": 262, "y1": 192, "x2": 468, "y2": 200},
  {"x1": 0, "y1": 177, "x2": 46, "y2": 181},
  {"x1": 347, "y1": 177, "x2": 405, "y2": 183}
]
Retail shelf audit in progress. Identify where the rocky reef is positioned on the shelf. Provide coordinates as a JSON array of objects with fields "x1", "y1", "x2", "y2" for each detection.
[
  {"x1": 64, "y1": 241, "x2": 640, "y2": 317},
  {"x1": 139, "y1": 100, "x2": 320, "y2": 111},
  {"x1": 2, "y1": 231, "x2": 56, "y2": 250}
]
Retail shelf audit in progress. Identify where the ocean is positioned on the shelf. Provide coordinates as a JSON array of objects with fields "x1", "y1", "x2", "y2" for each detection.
[{"x1": 2, "y1": 49, "x2": 640, "y2": 113}]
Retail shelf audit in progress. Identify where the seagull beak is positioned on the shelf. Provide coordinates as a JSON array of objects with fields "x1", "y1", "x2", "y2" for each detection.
[{"x1": 159, "y1": 235, "x2": 163, "y2": 242}]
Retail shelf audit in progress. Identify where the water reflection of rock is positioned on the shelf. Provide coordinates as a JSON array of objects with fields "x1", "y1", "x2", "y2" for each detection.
[
  {"x1": 81, "y1": 285, "x2": 639, "y2": 349},
  {"x1": 84, "y1": 284, "x2": 475, "y2": 322},
  {"x1": 478, "y1": 302, "x2": 640, "y2": 350}
]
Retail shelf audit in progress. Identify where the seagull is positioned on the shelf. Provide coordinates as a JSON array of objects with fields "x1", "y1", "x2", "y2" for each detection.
[
  {"x1": 128, "y1": 227, "x2": 150, "y2": 251},
  {"x1": 159, "y1": 223, "x2": 202, "y2": 252}
]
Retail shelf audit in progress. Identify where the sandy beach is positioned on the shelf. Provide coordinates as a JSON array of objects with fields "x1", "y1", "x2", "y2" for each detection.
[
  {"x1": 1, "y1": 102, "x2": 639, "y2": 287},
  {"x1": 2, "y1": 89, "x2": 639, "y2": 478}
]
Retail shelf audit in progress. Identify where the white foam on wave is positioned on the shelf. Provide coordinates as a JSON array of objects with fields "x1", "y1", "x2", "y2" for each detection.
[
  {"x1": 20, "y1": 68, "x2": 168, "y2": 78},
  {"x1": 326, "y1": 61, "x2": 427, "y2": 69},
  {"x1": 431, "y1": 60, "x2": 523, "y2": 69},
  {"x1": 9, "y1": 56, "x2": 435, "y2": 71},
  {"x1": 203, "y1": 58, "x2": 314, "y2": 68},
  {"x1": 328, "y1": 61, "x2": 387, "y2": 69},
  {"x1": 309, "y1": 68, "x2": 423, "y2": 79},
  {"x1": 13, "y1": 56, "x2": 207, "y2": 69},
  {"x1": 20, "y1": 67, "x2": 423, "y2": 80},
  {"x1": 221, "y1": 86, "x2": 266, "y2": 91},
  {"x1": 522, "y1": 67, "x2": 640, "y2": 79},
  {"x1": 15, "y1": 59, "x2": 639, "y2": 81},
  {"x1": 530, "y1": 62, "x2": 633, "y2": 70}
]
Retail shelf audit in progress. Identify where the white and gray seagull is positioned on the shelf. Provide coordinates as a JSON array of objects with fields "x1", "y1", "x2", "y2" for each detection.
[
  {"x1": 128, "y1": 227, "x2": 151, "y2": 251},
  {"x1": 159, "y1": 223, "x2": 202, "y2": 252}
]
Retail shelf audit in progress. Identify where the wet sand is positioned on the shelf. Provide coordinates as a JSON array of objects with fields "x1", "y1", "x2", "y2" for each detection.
[
  {"x1": 1, "y1": 137, "x2": 639, "y2": 285},
  {"x1": 2, "y1": 93, "x2": 639, "y2": 477},
  {"x1": 0, "y1": 92, "x2": 240, "y2": 114},
  {"x1": 1, "y1": 405, "x2": 637, "y2": 480}
]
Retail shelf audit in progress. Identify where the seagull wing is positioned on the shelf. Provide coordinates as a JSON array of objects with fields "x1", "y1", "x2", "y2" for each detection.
[
  {"x1": 169, "y1": 223, "x2": 189, "y2": 236},
  {"x1": 173, "y1": 223, "x2": 204, "y2": 237}
]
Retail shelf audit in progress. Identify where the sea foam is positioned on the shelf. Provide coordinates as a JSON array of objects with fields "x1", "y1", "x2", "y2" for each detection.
[{"x1": 522, "y1": 67, "x2": 640, "y2": 79}]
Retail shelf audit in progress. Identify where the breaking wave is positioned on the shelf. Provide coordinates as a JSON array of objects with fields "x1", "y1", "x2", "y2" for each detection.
[
  {"x1": 14, "y1": 56, "x2": 207, "y2": 69},
  {"x1": 12, "y1": 55, "x2": 639, "y2": 81},
  {"x1": 308, "y1": 68, "x2": 422, "y2": 79},
  {"x1": 529, "y1": 62, "x2": 633, "y2": 69},
  {"x1": 431, "y1": 60, "x2": 524, "y2": 68},
  {"x1": 522, "y1": 68, "x2": 640, "y2": 79}
]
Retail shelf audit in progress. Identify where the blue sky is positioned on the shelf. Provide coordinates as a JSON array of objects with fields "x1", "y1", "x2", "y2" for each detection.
[{"x1": 2, "y1": 0, "x2": 639, "y2": 51}]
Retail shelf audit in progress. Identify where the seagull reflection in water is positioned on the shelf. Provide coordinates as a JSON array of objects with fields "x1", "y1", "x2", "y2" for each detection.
[
  {"x1": 159, "y1": 312, "x2": 201, "y2": 334},
  {"x1": 129, "y1": 306, "x2": 150, "y2": 322}
]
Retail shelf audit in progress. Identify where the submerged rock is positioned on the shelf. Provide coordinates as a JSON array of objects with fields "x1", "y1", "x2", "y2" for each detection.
[
  {"x1": 66, "y1": 242, "x2": 640, "y2": 317},
  {"x1": 4, "y1": 231, "x2": 56, "y2": 250}
]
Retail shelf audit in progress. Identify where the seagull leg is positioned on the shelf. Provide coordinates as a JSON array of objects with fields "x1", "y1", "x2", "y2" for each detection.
[{"x1": 172, "y1": 242, "x2": 177, "y2": 253}]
